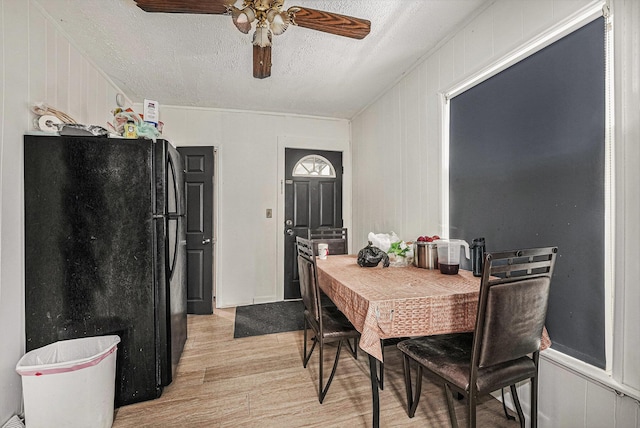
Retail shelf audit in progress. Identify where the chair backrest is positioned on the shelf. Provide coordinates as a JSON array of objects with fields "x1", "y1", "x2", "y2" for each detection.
[
  {"x1": 296, "y1": 236, "x2": 321, "y2": 324},
  {"x1": 312, "y1": 238, "x2": 348, "y2": 256},
  {"x1": 308, "y1": 228, "x2": 348, "y2": 255},
  {"x1": 472, "y1": 246, "x2": 558, "y2": 369}
]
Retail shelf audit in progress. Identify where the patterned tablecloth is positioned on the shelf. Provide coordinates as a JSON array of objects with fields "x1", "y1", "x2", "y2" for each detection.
[{"x1": 316, "y1": 254, "x2": 551, "y2": 361}]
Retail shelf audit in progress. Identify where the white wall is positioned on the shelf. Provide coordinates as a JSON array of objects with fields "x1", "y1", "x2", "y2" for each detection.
[
  {"x1": 0, "y1": 0, "x2": 128, "y2": 423},
  {"x1": 146, "y1": 106, "x2": 350, "y2": 307},
  {"x1": 352, "y1": 0, "x2": 640, "y2": 426},
  {"x1": 1, "y1": 2, "x2": 349, "y2": 422}
]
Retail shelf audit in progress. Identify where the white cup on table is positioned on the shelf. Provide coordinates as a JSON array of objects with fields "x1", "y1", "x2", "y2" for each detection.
[{"x1": 317, "y1": 243, "x2": 329, "y2": 260}]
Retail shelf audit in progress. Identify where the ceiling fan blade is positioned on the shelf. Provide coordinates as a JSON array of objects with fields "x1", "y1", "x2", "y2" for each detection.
[
  {"x1": 253, "y1": 45, "x2": 272, "y2": 79},
  {"x1": 134, "y1": 0, "x2": 230, "y2": 14},
  {"x1": 289, "y1": 7, "x2": 370, "y2": 40}
]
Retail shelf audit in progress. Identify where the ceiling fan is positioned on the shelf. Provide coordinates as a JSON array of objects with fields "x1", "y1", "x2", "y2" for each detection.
[{"x1": 134, "y1": 0, "x2": 371, "y2": 79}]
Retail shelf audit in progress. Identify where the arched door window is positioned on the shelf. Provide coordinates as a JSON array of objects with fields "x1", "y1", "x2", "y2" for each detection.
[{"x1": 292, "y1": 154, "x2": 336, "y2": 177}]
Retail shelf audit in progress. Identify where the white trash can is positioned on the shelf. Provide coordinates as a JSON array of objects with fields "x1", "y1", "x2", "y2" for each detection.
[{"x1": 16, "y1": 335, "x2": 121, "y2": 428}]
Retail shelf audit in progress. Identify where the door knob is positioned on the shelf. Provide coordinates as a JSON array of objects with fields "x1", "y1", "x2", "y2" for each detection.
[
  {"x1": 285, "y1": 229, "x2": 294, "y2": 236},
  {"x1": 202, "y1": 238, "x2": 211, "y2": 245}
]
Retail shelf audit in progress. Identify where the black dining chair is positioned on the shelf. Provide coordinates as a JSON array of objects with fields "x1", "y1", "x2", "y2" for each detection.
[
  {"x1": 308, "y1": 229, "x2": 348, "y2": 308},
  {"x1": 296, "y1": 236, "x2": 360, "y2": 403},
  {"x1": 308, "y1": 227, "x2": 349, "y2": 256},
  {"x1": 397, "y1": 246, "x2": 558, "y2": 428},
  {"x1": 307, "y1": 230, "x2": 391, "y2": 392}
]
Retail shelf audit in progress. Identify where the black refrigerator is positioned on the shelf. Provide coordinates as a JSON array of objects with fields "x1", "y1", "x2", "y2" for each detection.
[{"x1": 23, "y1": 135, "x2": 187, "y2": 406}]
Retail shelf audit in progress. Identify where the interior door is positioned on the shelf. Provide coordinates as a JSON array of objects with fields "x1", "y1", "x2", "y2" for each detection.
[
  {"x1": 284, "y1": 148, "x2": 343, "y2": 299},
  {"x1": 178, "y1": 146, "x2": 215, "y2": 314}
]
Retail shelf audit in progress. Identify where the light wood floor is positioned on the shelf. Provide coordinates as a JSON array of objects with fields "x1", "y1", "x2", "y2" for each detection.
[{"x1": 112, "y1": 307, "x2": 521, "y2": 427}]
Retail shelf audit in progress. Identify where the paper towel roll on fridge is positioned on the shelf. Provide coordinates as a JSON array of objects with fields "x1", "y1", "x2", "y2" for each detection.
[{"x1": 37, "y1": 115, "x2": 62, "y2": 133}]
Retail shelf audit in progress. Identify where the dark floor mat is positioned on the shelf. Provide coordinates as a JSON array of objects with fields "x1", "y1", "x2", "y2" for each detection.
[{"x1": 233, "y1": 300, "x2": 305, "y2": 338}]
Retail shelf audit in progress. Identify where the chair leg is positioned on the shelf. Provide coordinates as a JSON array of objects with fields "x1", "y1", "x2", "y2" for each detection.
[
  {"x1": 444, "y1": 383, "x2": 459, "y2": 428},
  {"x1": 510, "y1": 384, "x2": 525, "y2": 428},
  {"x1": 303, "y1": 319, "x2": 318, "y2": 368},
  {"x1": 402, "y1": 354, "x2": 422, "y2": 418},
  {"x1": 467, "y1": 388, "x2": 476, "y2": 428},
  {"x1": 531, "y1": 374, "x2": 539, "y2": 428},
  {"x1": 501, "y1": 388, "x2": 516, "y2": 421},
  {"x1": 378, "y1": 340, "x2": 385, "y2": 390},
  {"x1": 531, "y1": 352, "x2": 540, "y2": 428},
  {"x1": 318, "y1": 336, "x2": 324, "y2": 402},
  {"x1": 318, "y1": 340, "x2": 344, "y2": 403},
  {"x1": 345, "y1": 336, "x2": 358, "y2": 360},
  {"x1": 303, "y1": 316, "x2": 308, "y2": 366}
]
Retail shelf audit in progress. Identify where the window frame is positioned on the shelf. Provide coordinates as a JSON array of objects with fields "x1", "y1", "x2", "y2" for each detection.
[{"x1": 291, "y1": 154, "x2": 337, "y2": 178}]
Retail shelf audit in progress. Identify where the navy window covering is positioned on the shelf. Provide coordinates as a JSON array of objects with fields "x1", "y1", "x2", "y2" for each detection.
[{"x1": 449, "y1": 17, "x2": 606, "y2": 368}]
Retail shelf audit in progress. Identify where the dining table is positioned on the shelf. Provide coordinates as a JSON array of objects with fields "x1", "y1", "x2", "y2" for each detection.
[{"x1": 315, "y1": 254, "x2": 551, "y2": 428}]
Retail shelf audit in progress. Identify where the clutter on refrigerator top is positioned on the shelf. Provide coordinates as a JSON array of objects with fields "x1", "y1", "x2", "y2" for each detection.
[{"x1": 29, "y1": 94, "x2": 165, "y2": 141}]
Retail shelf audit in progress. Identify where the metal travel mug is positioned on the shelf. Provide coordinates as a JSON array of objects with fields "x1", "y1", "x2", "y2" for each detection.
[{"x1": 470, "y1": 237, "x2": 485, "y2": 277}]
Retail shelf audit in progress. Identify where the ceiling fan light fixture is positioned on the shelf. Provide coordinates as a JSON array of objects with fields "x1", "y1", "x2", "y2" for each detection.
[
  {"x1": 231, "y1": 6, "x2": 253, "y2": 34},
  {"x1": 241, "y1": 7, "x2": 256, "y2": 23},
  {"x1": 267, "y1": 10, "x2": 290, "y2": 36},
  {"x1": 253, "y1": 24, "x2": 272, "y2": 47}
]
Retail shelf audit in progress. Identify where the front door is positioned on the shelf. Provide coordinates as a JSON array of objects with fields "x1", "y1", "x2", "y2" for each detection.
[
  {"x1": 178, "y1": 146, "x2": 215, "y2": 314},
  {"x1": 284, "y1": 149, "x2": 343, "y2": 299}
]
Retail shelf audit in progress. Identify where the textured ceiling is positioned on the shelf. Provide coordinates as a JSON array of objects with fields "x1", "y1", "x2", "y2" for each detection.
[{"x1": 33, "y1": 0, "x2": 488, "y2": 119}]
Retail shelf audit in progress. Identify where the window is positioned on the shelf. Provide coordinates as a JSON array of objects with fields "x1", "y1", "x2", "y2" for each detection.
[
  {"x1": 292, "y1": 155, "x2": 336, "y2": 178},
  {"x1": 447, "y1": 17, "x2": 607, "y2": 368},
  {"x1": 441, "y1": 3, "x2": 639, "y2": 400}
]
